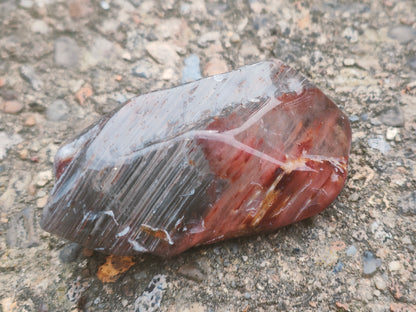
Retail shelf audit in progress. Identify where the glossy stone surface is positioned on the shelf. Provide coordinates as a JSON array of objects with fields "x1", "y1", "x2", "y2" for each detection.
[{"x1": 40, "y1": 59, "x2": 351, "y2": 257}]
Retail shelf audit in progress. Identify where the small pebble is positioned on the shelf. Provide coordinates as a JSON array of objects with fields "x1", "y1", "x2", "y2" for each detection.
[
  {"x1": 388, "y1": 261, "x2": 401, "y2": 271},
  {"x1": 38, "y1": 302, "x2": 48, "y2": 312},
  {"x1": 348, "y1": 192, "x2": 360, "y2": 202},
  {"x1": 132, "y1": 65, "x2": 149, "y2": 79},
  {"x1": 47, "y1": 99, "x2": 69, "y2": 121},
  {"x1": 180, "y1": 3, "x2": 191, "y2": 15},
  {"x1": 100, "y1": 1, "x2": 110, "y2": 10},
  {"x1": 346, "y1": 245, "x2": 357, "y2": 256},
  {"x1": 24, "y1": 115, "x2": 36, "y2": 127},
  {"x1": 19, "y1": 0, "x2": 33, "y2": 8},
  {"x1": 388, "y1": 26, "x2": 416, "y2": 44},
  {"x1": 0, "y1": 132, "x2": 23, "y2": 160},
  {"x1": 256, "y1": 283, "x2": 264, "y2": 290},
  {"x1": 363, "y1": 251, "x2": 381, "y2": 276},
  {"x1": 374, "y1": 276, "x2": 387, "y2": 290},
  {"x1": 177, "y1": 263, "x2": 206, "y2": 282},
  {"x1": 54, "y1": 36, "x2": 80, "y2": 68},
  {"x1": 36, "y1": 196, "x2": 48, "y2": 208},
  {"x1": 121, "y1": 299, "x2": 128, "y2": 307},
  {"x1": 181, "y1": 54, "x2": 202, "y2": 83},
  {"x1": 31, "y1": 20, "x2": 49, "y2": 34},
  {"x1": 409, "y1": 58, "x2": 416, "y2": 71},
  {"x1": 204, "y1": 58, "x2": 228, "y2": 76},
  {"x1": 349, "y1": 115, "x2": 360, "y2": 122},
  {"x1": 229, "y1": 33, "x2": 241, "y2": 44},
  {"x1": 20, "y1": 65, "x2": 43, "y2": 91},
  {"x1": 197, "y1": 31, "x2": 220, "y2": 48},
  {"x1": 368, "y1": 135, "x2": 390, "y2": 154},
  {"x1": 386, "y1": 127, "x2": 399, "y2": 141},
  {"x1": 161, "y1": 68, "x2": 175, "y2": 81},
  {"x1": 68, "y1": 0, "x2": 94, "y2": 19},
  {"x1": 333, "y1": 261, "x2": 344, "y2": 273},
  {"x1": 19, "y1": 149, "x2": 29, "y2": 160},
  {"x1": 400, "y1": 192, "x2": 416, "y2": 215},
  {"x1": 342, "y1": 27, "x2": 358, "y2": 43},
  {"x1": 59, "y1": 243, "x2": 82, "y2": 263},
  {"x1": 343, "y1": 58, "x2": 355, "y2": 66},
  {"x1": 75, "y1": 83, "x2": 93, "y2": 105},
  {"x1": 379, "y1": 106, "x2": 405, "y2": 127},
  {"x1": 35, "y1": 170, "x2": 53, "y2": 187},
  {"x1": 352, "y1": 229, "x2": 368, "y2": 242},
  {"x1": 0, "y1": 100, "x2": 23, "y2": 114},
  {"x1": 145, "y1": 42, "x2": 179, "y2": 66}
]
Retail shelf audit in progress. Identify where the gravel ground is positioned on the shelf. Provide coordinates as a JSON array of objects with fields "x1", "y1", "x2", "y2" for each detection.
[{"x1": 1, "y1": 0, "x2": 415, "y2": 311}]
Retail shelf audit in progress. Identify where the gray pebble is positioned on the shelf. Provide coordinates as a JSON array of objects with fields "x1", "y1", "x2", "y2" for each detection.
[
  {"x1": 244, "y1": 292, "x2": 251, "y2": 299},
  {"x1": 100, "y1": 1, "x2": 110, "y2": 10},
  {"x1": 22, "y1": 207, "x2": 37, "y2": 247},
  {"x1": 19, "y1": 0, "x2": 33, "y2": 9},
  {"x1": 388, "y1": 26, "x2": 416, "y2": 44},
  {"x1": 6, "y1": 218, "x2": 18, "y2": 247},
  {"x1": 177, "y1": 263, "x2": 206, "y2": 282},
  {"x1": 349, "y1": 115, "x2": 360, "y2": 122},
  {"x1": 197, "y1": 31, "x2": 220, "y2": 48},
  {"x1": 47, "y1": 99, "x2": 69, "y2": 121},
  {"x1": 89, "y1": 37, "x2": 114, "y2": 65},
  {"x1": 342, "y1": 27, "x2": 358, "y2": 43},
  {"x1": 399, "y1": 192, "x2": 416, "y2": 216},
  {"x1": 409, "y1": 58, "x2": 416, "y2": 71},
  {"x1": 131, "y1": 60, "x2": 155, "y2": 79},
  {"x1": 180, "y1": 3, "x2": 191, "y2": 15},
  {"x1": 181, "y1": 54, "x2": 202, "y2": 84},
  {"x1": 54, "y1": 37, "x2": 80, "y2": 68},
  {"x1": 348, "y1": 192, "x2": 360, "y2": 202},
  {"x1": 20, "y1": 65, "x2": 42, "y2": 91},
  {"x1": 379, "y1": 106, "x2": 405, "y2": 127},
  {"x1": 6, "y1": 208, "x2": 37, "y2": 249},
  {"x1": 132, "y1": 65, "x2": 149, "y2": 78},
  {"x1": 59, "y1": 243, "x2": 82, "y2": 263},
  {"x1": 352, "y1": 229, "x2": 367, "y2": 242},
  {"x1": 346, "y1": 245, "x2": 357, "y2": 256},
  {"x1": 368, "y1": 135, "x2": 390, "y2": 155},
  {"x1": 362, "y1": 251, "x2": 381, "y2": 276},
  {"x1": 0, "y1": 132, "x2": 23, "y2": 160},
  {"x1": 31, "y1": 20, "x2": 49, "y2": 34}
]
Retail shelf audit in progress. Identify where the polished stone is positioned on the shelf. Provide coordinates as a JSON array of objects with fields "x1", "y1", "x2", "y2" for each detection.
[{"x1": 41, "y1": 59, "x2": 351, "y2": 257}]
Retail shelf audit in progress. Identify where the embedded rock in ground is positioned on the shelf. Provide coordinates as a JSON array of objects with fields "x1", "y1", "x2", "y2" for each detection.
[{"x1": 40, "y1": 59, "x2": 351, "y2": 257}]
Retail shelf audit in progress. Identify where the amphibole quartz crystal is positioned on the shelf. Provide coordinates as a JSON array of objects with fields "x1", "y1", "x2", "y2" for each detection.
[{"x1": 41, "y1": 59, "x2": 352, "y2": 257}]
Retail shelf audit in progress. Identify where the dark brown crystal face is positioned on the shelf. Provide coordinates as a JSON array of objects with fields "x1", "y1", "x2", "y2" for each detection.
[{"x1": 41, "y1": 59, "x2": 351, "y2": 257}]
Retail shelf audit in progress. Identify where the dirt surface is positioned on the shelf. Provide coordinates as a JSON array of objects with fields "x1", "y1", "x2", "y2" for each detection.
[{"x1": 1, "y1": 0, "x2": 415, "y2": 311}]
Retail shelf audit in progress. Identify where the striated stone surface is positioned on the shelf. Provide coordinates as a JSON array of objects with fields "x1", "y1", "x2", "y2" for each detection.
[{"x1": 40, "y1": 59, "x2": 351, "y2": 257}]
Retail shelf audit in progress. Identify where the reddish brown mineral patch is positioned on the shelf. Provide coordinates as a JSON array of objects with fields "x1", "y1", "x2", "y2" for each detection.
[{"x1": 96, "y1": 255, "x2": 135, "y2": 283}]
